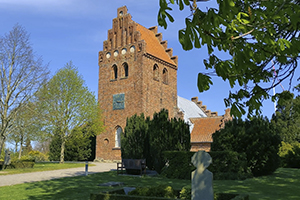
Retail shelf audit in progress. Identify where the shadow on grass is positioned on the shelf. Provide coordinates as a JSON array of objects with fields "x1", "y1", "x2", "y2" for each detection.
[
  {"x1": 214, "y1": 168, "x2": 300, "y2": 200},
  {"x1": 25, "y1": 170, "x2": 189, "y2": 200}
]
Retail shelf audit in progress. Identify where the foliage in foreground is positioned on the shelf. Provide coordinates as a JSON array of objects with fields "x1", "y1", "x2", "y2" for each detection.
[
  {"x1": 211, "y1": 116, "x2": 281, "y2": 176},
  {"x1": 158, "y1": 0, "x2": 300, "y2": 117},
  {"x1": 121, "y1": 109, "x2": 190, "y2": 173}
]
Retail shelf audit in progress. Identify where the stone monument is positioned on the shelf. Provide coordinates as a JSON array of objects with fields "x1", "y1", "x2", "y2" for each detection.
[
  {"x1": 2, "y1": 150, "x2": 11, "y2": 170},
  {"x1": 191, "y1": 150, "x2": 213, "y2": 200}
]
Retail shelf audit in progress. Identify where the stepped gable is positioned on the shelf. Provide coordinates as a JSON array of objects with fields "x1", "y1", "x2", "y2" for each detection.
[
  {"x1": 136, "y1": 24, "x2": 177, "y2": 67},
  {"x1": 99, "y1": 6, "x2": 177, "y2": 68}
]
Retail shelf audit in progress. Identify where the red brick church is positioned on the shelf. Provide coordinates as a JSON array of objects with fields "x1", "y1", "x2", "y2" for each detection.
[{"x1": 96, "y1": 6, "x2": 231, "y2": 161}]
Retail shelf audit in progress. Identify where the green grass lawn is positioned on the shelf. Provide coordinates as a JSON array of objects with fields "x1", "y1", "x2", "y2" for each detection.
[
  {"x1": 0, "y1": 162, "x2": 93, "y2": 175},
  {"x1": 0, "y1": 168, "x2": 299, "y2": 199}
]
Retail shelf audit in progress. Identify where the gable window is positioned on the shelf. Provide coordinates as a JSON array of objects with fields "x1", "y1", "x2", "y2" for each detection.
[
  {"x1": 112, "y1": 65, "x2": 118, "y2": 80},
  {"x1": 153, "y1": 64, "x2": 159, "y2": 80},
  {"x1": 162, "y1": 68, "x2": 168, "y2": 84},
  {"x1": 115, "y1": 126, "x2": 122, "y2": 148}
]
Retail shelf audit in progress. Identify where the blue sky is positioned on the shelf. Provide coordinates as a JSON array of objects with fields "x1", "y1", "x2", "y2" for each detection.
[{"x1": 0, "y1": 0, "x2": 297, "y2": 118}]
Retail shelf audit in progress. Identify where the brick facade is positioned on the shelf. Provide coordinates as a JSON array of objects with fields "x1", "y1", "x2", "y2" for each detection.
[{"x1": 96, "y1": 6, "x2": 178, "y2": 161}]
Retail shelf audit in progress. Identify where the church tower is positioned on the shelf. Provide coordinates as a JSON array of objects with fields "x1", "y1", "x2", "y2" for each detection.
[{"x1": 96, "y1": 6, "x2": 178, "y2": 161}]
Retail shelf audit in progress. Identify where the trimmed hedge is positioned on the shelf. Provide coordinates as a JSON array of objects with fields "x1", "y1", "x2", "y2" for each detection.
[
  {"x1": 161, "y1": 151, "x2": 251, "y2": 180},
  {"x1": 161, "y1": 151, "x2": 195, "y2": 180},
  {"x1": 208, "y1": 151, "x2": 252, "y2": 180},
  {"x1": 1, "y1": 160, "x2": 35, "y2": 169}
]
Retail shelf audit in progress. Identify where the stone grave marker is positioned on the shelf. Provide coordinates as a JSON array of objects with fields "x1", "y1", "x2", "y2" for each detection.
[{"x1": 191, "y1": 150, "x2": 213, "y2": 200}]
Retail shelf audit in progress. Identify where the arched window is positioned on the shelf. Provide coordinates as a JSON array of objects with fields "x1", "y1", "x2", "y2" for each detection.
[
  {"x1": 115, "y1": 126, "x2": 122, "y2": 148},
  {"x1": 123, "y1": 62, "x2": 128, "y2": 78},
  {"x1": 112, "y1": 65, "x2": 118, "y2": 80},
  {"x1": 162, "y1": 68, "x2": 168, "y2": 84},
  {"x1": 153, "y1": 64, "x2": 159, "y2": 80}
]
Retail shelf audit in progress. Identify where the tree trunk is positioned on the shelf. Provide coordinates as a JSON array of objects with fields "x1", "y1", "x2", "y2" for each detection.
[
  {"x1": 60, "y1": 139, "x2": 65, "y2": 164},
  {"x1": 15, "y1": 142, "x2": 18, "y2": 154},
  {"x1": 18, "y1": 140, "x2": 23, "y2": 159},
  {"x1": 0, "y1": 136, "x2": 6, "y2": 158}
]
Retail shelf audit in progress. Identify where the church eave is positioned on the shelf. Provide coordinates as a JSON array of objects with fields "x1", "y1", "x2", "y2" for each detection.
[{"x1": 144, "y1": 53, "x2": 178, "y2": 70}]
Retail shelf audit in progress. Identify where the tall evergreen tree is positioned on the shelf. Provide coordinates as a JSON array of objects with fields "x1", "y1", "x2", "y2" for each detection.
[
  {"x1": 121, "y1": 109, "x2": 190, "y2": 173},
  {"x1": 121, "y1": 113, "x2": 150, "y2": 160}
]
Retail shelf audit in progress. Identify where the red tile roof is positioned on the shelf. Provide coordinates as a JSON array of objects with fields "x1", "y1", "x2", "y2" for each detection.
[
  {"x1": 136, "y1": 24, "x2": 175, "y2": 65},
  {"x1": 190, "y1": 117, "x2": 223, "y2": 143}
]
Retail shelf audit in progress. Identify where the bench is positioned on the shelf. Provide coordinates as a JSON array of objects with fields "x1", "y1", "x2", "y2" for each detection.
[{"x1": 117, "y1": 159, "x2": 146, "y2": 175}]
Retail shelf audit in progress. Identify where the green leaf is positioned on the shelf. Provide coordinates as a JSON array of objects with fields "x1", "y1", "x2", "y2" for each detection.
[
  {"x1": 231, "y1": 102, "x2": 245, "y2": 118},
  {"x1": 197, "y1": 73, "x2": 213, "y2": 92},
  {"x1": 183, "y1": 0, "x2": 190, "y2": 5},
  {"x1": 165, "y1": 12, "x2": 175, "y2": 23},
  {"x1": 179, "y1": 0, "x2": 184, "y2": 10},
  {"x1": 229, "y1": 0, "x2": 235, "y2": 7}
]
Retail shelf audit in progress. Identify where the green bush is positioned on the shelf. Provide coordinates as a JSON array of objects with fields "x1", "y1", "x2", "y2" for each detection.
[
  {"x1": 208, "y1": 151, "x2": 251, "y2": 180},
  {"x1": 179, "y1": 185, "x2": 191, "y2": 199},
  {"x1": 161, "y1": 151, "x2": 195, "y2": 180},
  {"x1": 212, "y1": 117, "x2": 281, "y2": 177},
  {"x1": 129, "y1": 185, "x2": 176, "y2": 199},
  {"x1": 28, "y1": 150, "x2": 49, "y2": 161},
  {"x1": 278, "y1": 141, "x2": 294, "y2": 167},
  {"x1": 5, "y1": 160, "x2": 35, "y2": 169},
  {"x1": 161, "y1": 151, "x2": 251, "y2": 180},
  {"x1": 279, "y1": 142, "x2": 300, "y2": 168}
]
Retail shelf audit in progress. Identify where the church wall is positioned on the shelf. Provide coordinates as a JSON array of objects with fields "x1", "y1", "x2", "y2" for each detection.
[
  {"x1": 191, "y1": 143, "x2": 211, "y2": 152},
  {"x1": 141, "y1": 57, "x2": 177, "y2": 119},
  {"x1": 97, "y1": 43, "x2": 146, "y2": 160}
]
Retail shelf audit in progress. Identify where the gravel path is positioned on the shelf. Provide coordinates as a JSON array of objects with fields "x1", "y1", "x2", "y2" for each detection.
[{"x1": 0, "y1": 162, "x2": 116, "y2": 187}]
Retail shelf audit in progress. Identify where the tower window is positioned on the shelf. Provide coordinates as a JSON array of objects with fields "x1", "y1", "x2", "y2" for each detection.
[
  {"x1": 115, "y1": 126, "x2": 122, "y2": 148},
  {"x1": 163, "y1": 68, "x2": 168, "y2": 84},
  {"x1": 153, "y1": 64, "x2": 159, "y2": 81},
  {"x1": 123, "y1": 62, "x2": 129, "y2": 78},
  {"x1": 112, "y1": 65, "x2": 118, "y2": 80}
]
